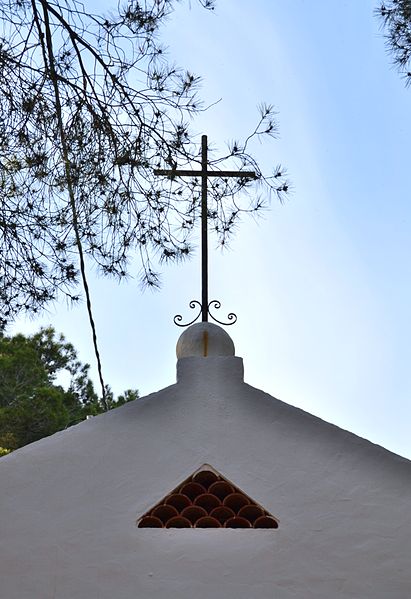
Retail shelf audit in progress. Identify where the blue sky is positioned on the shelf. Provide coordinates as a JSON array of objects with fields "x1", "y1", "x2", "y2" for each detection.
[{"x1": 11, "y1": 0, "x2": 411, "y2": 458}]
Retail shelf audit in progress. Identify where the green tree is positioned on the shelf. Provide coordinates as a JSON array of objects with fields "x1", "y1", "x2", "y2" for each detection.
[
  {"x1": 377, "y1": 0, "x2": 411, "y2": 86},
  {"x1": 0, "y1": 327, "x2": 137, "y2": 453}
]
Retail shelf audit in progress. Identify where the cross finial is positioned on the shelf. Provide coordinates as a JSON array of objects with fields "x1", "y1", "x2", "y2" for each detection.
[{"x1": 154, "y1": 135, "x2": 256, "y2": 327}]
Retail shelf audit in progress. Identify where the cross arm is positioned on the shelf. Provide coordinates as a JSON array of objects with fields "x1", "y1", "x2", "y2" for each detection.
[{"x1": 154, "y1": 169, "x2": 257, "y2": 178}]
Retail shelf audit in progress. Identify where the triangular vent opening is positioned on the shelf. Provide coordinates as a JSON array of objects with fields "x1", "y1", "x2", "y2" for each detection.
[{"x1": 138, "y1": 464, "x2": 279, "y2": 529}]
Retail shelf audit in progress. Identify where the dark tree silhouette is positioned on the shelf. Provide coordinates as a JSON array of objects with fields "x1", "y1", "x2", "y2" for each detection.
[
  {"x1": 0, "y1": 1, "x2": 289, "y2": 406},
  {"x1": 377, "y1": 0, "x2": 411, "y2": 86},
  {"x1": 0, "y1": 0, "x2": 288, "y2": 327}
]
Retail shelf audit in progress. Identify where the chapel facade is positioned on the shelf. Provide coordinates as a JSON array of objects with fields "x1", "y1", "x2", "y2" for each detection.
[{"x1": 1, "y1": 322, "x2": 410, "y2": 598}]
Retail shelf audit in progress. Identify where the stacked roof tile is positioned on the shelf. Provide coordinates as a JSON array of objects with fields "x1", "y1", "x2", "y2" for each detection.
[{"x1": 138, "y1": 467, "x2": 279, "y2": 529}]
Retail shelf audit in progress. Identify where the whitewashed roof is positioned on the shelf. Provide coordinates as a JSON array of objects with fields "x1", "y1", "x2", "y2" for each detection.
[{"x1": 1, "y1": 324, "x2": 410, "y2": 599}]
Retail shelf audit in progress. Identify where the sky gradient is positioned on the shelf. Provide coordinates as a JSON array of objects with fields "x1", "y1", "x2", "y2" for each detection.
[{"x1": 11, "y1": 1, "x2": 411, "y2": 458}]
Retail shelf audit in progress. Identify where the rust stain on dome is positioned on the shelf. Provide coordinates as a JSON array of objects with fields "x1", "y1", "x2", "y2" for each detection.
[
  {"x1": 137, "y1": 465, "x2": 279, "y2": 530},
  {"x1": 202, "y1": 330, "x2": 209, "y2": 356}
]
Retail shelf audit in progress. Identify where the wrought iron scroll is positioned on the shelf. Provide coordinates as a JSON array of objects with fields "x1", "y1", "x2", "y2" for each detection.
[{"x1": 173, "y1": 300, "x2": 237, "y2": 328}]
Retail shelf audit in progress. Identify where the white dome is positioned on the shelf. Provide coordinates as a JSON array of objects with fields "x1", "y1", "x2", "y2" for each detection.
[{"x1": 176, "y1": 322, "x2": 235, "y2": 358}]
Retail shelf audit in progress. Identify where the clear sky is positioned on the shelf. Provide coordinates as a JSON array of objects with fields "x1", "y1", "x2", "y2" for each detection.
[{"x1": 11, "y1": 0, "x2": 411, "y2": 459}]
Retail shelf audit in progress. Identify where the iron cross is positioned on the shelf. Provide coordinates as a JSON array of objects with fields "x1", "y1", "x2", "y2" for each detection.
[{"x1": 154, "y1": 134, "x2": 256, "y2": 325}]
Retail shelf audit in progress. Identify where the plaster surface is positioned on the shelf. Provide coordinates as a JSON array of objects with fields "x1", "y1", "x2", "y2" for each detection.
[
  {"x1": 1, "y1": 353, "x2": 411, "y2": 598},
  {"x1": 176, "y1": 321, "x2": 235, "y2": 358}
]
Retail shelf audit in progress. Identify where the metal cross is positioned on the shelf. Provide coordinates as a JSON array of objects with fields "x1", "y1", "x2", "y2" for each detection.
[{"x1": 154, "y1": 134, "x2": 256, "y2": 326}]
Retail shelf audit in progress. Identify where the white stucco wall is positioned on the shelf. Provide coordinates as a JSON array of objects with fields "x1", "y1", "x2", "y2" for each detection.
[{"x1": 1, "y1": 354, "x2": 411, "y2": 598}]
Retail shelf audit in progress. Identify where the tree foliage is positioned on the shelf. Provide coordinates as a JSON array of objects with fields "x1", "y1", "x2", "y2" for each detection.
[
  {"x1": 378, "y1": 0, "x2": 411, "y2": 86},
  {"x1": 0, "y1": 0, "x2": 289, "y2": 327},
  {"x1": 0, "y1": 326, "x2": 138, "y2": 453}
]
